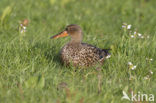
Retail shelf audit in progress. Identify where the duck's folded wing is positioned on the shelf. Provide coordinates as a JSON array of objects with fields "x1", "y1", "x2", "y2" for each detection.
[{"x1": 81, "y1": 43, "x2": 111, "y2": 61}]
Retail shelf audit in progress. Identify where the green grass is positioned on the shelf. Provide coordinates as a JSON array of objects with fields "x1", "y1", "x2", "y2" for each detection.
[{"x1": 0, "y1": 0, "x2": 156, "y2": 103}]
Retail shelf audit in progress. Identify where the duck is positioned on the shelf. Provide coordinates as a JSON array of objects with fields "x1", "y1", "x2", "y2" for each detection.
[{"x1": 50, "y1": 24, "x2": 110, "y2": 67}]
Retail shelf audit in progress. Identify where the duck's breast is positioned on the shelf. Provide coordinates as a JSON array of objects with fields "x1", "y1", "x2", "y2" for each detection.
[{"x1": 60, "y1": 44, "x2": 81, "y2": 65}]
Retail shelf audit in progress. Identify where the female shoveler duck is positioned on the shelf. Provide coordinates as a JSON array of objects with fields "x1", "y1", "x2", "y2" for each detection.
[{"x1": 51, "y1": 24, "x2": 110, "y2": 67}]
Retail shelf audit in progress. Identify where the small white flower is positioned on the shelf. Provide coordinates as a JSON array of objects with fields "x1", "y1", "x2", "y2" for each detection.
[
  {"x1": 150, "y1": 58, "x2": 153, "y2": 61},
  {"x1": 122, "y1": 23, "x2": 128, "y2": 29},
  {"x1": 128, "y1": 62, "x2": 137, "y2": 70},
  {"x1": 131, "y1": 65, "x2": 136, "y2": 70},
  {"x1": 150, "y1": 70, "x2": 153, "y2": 75},
  {"x1": 138, "y1": 33, "x2": 142, "y2": 37},
  {"x1": 134, "y1": 31, "x2": 137, "y2": 35},
  {"x1": 23, "y1": 26, "x2": 27, "y2": 30},
  {"x1": 128, "y1": 62, "x2": 132, "y2": 65},
  {"x1": 131, "y1": 35, "x2": 135, "y2": 38},
  {"x1": 146, "y1": 58, "x2": 153, "y2": 61},
  {"x1": 122, "y1": 25, "x2": 126, "y2": 28},
  {"x1": 20, "y1": 29, "x2": 26, "y2": 34},
  {"x1": 127, "y1": 25, "x2": 131, "y2": 29},
  {"x1": 147, "y1": 35, "x2": 150, "y2": 38}
]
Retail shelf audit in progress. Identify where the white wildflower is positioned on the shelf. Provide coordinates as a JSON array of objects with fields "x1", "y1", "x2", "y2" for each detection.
[
  {"x1": 19, "y1": 19, "x2": 28, "y2": 34},
  {"x1": 128, "y1": 62, "x2": 137, "y2": 70},
  {"x1": 20, "y1": 29, "x2": 26, "y2": 33},
  {"x1": 127, "y1": 25, "x2": 131, "y2": 29},
  {"x1": 128, "y1": 62, "x2": 132, "y2": 65},
  {"x1": 122, "y1": 25, "x2": 126, "y2": 28},
  {"x1": 138, "y1": 33, "x2": 142, "y2": 37},
  {"x1": 131, "y1": 35, "x2": 135, "y2": 38},
  {"x1": 150, "y1": 58, "x2": 153, "y2": 61},
  {"x1": 122, "y1": 23, "x2": 127, "y2": 29},
  {"x1": 20, "y1": 25, "x2": 27, "y2": 34},
  {"x1": 23, "y1": 26, "x2": 26, "y2": 30},
  {"x1": 134, "y1": 31, "x2": 137, "y2": 35},
  {"x1": 149, "y1": 70, "x2": 153, "y2": 75},
  {"x1": 131, "y1": 65, "x2": 136, "y2": 70},
  {"x1": 146, "y1": 58, "x2": 153, "y2": 61}
]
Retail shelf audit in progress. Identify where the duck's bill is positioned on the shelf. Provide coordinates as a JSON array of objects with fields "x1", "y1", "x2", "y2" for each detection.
[{"x1": 50, "y1": 31, "x2": 68, "y2": 39}]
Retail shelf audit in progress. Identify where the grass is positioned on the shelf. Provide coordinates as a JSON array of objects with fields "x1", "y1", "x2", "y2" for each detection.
[{"x1": 0, "y1": 0, "x2": 156, "y2": 103}]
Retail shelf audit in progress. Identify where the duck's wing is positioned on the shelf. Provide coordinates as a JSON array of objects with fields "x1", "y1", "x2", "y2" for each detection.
[{"x1": 81, "y1": 43, "x2": 111, "y2": 61}]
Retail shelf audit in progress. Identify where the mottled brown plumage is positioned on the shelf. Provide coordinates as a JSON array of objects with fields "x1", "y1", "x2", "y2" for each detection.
[{"x1": 51, "y1": 24, "x2": 110, "y2": 67}]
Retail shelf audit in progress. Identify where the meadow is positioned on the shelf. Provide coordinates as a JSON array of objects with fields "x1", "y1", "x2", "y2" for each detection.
[{"x1": 0, "y1": 0, "x2": 156, "y2": 103}]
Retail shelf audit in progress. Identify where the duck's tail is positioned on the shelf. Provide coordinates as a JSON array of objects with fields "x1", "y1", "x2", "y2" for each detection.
[{"x1": 102, "y1": 49, "x2": 111, "y2": 58}]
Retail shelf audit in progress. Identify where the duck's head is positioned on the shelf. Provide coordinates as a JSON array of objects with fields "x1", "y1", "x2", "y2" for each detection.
[{"x1": 51, "y1": 24, "x2": 83, "y2": 43}]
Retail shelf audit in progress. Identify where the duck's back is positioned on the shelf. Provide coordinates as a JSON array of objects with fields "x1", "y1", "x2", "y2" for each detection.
[{"x1": 61, "y1": 43, "x2": 109, "y2": 67}]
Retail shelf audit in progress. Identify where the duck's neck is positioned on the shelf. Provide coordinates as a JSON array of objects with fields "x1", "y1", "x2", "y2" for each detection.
[{"x1": 70, "y1": 34, "x2": 82, "y2": 44}]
